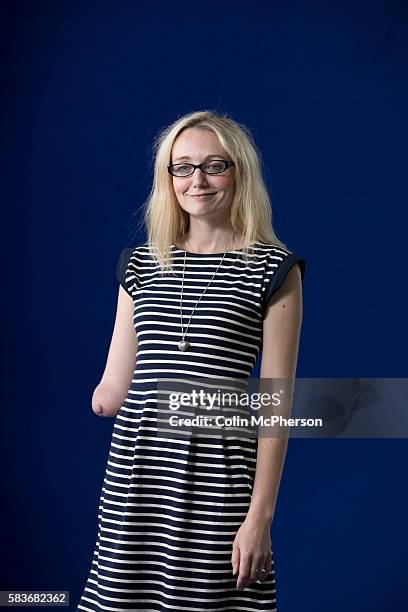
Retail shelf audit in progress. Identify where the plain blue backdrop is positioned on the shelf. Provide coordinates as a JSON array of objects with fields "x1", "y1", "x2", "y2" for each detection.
[{"x1": 2, "y1": 1, "x2": 407, "y2": 610}]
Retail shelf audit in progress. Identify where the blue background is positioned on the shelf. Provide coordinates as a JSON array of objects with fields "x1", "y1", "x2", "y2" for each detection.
[{"x1": 2, "y1": 1, "x2": 407, "y2": 610}]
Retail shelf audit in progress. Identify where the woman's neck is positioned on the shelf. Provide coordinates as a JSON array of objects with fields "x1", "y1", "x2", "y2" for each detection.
[{"x1": 178, "y1": 230, "x2": 238, "y2": 254}]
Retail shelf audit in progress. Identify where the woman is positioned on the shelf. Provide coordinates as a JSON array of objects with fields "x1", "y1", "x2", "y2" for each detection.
[{"x1": 78, "y1": 110, "x2": 306, "y2": 611}]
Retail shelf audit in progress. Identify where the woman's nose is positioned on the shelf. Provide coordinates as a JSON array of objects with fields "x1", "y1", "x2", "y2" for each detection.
[{"x1": 191, "y1": 167, "x2": 208, "y2": 186}]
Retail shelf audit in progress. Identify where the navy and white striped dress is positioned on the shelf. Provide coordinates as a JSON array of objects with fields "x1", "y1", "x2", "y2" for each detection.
[{"x1": 78, "y1": 241, "x2": 306, "y2": 612}]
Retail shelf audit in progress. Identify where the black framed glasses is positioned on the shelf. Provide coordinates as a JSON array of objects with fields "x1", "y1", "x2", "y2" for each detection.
[{"x1": 167, "y1": 159, "x2": 235, "y2": 177}]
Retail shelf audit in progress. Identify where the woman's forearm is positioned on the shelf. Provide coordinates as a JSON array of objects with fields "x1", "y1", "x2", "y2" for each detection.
[
  {"x1": 245, "y1": 434, "x2": 289, "y2": 526},
  {"x1": 92, "y1": 380, "x2": 127, "y2": 417}
]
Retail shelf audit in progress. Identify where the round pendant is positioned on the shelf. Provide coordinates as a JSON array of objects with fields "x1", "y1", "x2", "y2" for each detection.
[{"x1": 178, "y1": 339, "x2": 190, "y2": 351}]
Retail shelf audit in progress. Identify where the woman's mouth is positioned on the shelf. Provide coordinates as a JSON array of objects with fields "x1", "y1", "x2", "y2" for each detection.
[{"x1": 187, "y1": 193, "x2": 217, "y2": 198}]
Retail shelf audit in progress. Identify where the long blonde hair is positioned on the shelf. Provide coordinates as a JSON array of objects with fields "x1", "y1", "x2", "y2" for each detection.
[{"x1": 137, "y1": 110, "x2": 288, "y2": 272}]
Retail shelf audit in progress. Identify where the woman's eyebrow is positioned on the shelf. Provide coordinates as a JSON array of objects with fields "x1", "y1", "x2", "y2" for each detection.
[{"x1": 173, "y1": 154, "x2": 223, "y2": 162}]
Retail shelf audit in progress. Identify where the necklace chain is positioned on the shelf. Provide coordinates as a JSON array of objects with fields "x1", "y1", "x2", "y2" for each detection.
[{"x1": 178, "y1": 233, "x2": 235, "y2": 351}]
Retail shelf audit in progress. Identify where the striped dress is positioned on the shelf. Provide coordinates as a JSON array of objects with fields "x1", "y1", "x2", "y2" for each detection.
[{"x1": 77, "y1": 241, "x2": 306, "y2": 611}]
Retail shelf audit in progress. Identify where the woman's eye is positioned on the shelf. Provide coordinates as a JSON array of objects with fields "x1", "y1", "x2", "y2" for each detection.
[{"x1": 206, "y1": 162, "x2": 223, "y2": 172}]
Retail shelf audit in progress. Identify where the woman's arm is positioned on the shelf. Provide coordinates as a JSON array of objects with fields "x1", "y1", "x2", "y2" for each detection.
[
  {"x1": 91, "y1": 285, "x2": 138, "y2": 417},
  {"x1": 246, "y1": 263, "x2": 303, "y2": 524}
]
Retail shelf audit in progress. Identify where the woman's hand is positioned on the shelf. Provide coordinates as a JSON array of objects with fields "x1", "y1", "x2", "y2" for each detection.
[{"x1": 231, "y1": 516, "x2": 273, "y2": 591}]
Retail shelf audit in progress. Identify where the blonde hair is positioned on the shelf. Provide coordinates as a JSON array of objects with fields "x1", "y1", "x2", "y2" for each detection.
[{"x1": 136, "y1": 110, "x2": 288, "y2": 272}]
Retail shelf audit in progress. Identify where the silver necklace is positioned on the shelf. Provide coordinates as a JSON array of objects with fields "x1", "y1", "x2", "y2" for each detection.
[{"x1": 178, "y1": 234, "x2": 235, "y2": 351}]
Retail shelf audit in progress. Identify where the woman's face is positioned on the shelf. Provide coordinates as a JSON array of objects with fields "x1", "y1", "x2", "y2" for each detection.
[{"x1": 170, "y1": 127, "x2": 235, "y2": 221}]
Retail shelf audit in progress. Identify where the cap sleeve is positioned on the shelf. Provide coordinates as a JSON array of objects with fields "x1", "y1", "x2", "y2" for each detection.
[
  {"x1": 261, "y1": 250, "x2": 306, "y2": 316},
  {"x1": 116, "y1": 248, "x2": 135, "y2": 297}
]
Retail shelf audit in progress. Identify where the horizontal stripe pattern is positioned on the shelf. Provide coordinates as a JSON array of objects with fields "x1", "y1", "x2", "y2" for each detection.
[{"x1": 78, "y1": 242, "x2": 305, "y2": 611}]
